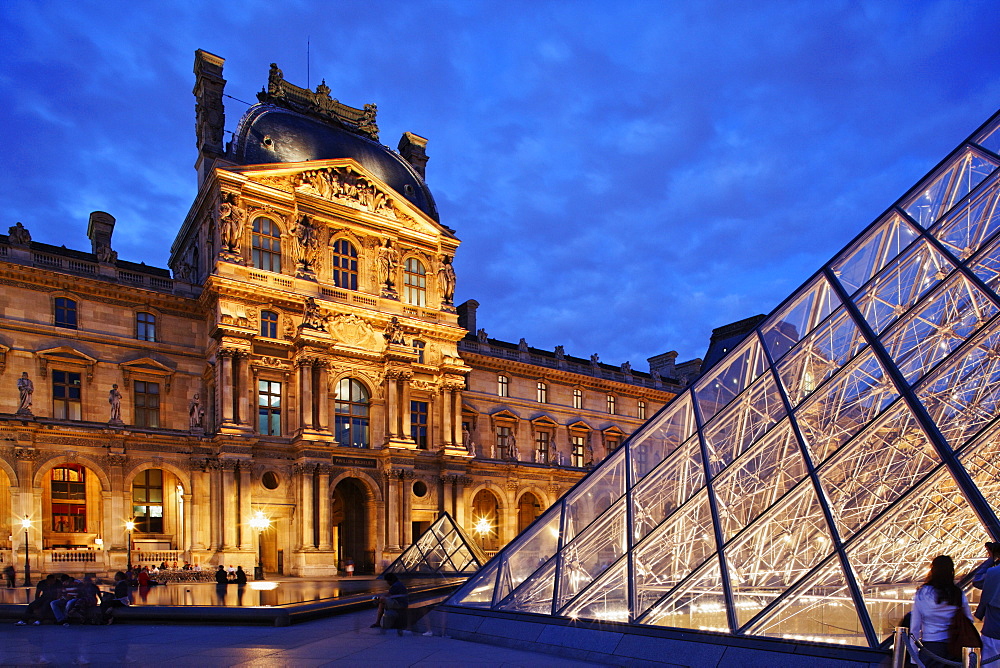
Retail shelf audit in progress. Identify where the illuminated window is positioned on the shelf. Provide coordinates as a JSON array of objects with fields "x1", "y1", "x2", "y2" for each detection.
[
  {"x1": 498, "y1": 374, "x2": 510, "y2": 397},
  {"x1": 331, "y1": 239, "x2": 358, "y2": 290},
  {"x1": 335, "y1": 378, "x2": 369, "y2": 448},
  {"x1": 136, "y1": 312, "x2": 156, "y2": 341},
  {"x1": 258, "y1": 380, "x2": 281, "y2": 435},
  {"x1": 252, "y1": 217, "x2": 282, "y2": 272},
  {"x1": 607, "y1": 394, "x2": 617, "y2": 415},
  {"x1": 403, "y1": 258, "x2": 426, "y2": 306},
  {"x1": 571, "y1": 435, "x2": 586, "y2": 467},
  {"x1": 132, "y1": 469, "x2": 163, "y2": 533},
  {"x1": 536, "y1": 381, "x2": 548, "y2": 403},
  {"x1": 535, "y1": 431, "x2": 550, "y2": 464},
  {"x1": 573, "y1": 388, "x2": 583, "y2": 410},
  {"x1": 52, "y1": 370, "x2": 82, "y2": 420},
  {"x1": 412, "y1": 339, "x2": 426, "y2": 364},
  {"x1": 261, "y1": 310, "x2": 278, "y2": 338},
  {"x1": 134, "y1": 381, "x2": 160, "y2": 428},
  {"x1": 51, "y1": 465, "x2": 86, "y2": 532},
  {"x1": 411, "y1": 400, "x2": 429, "y2": 449},
  {"x1": 55, "y1": 297, "x2": 77, "y2": 329},
  {"x1": 638, "y1": 400, "x2": 646, "y2": 420}
]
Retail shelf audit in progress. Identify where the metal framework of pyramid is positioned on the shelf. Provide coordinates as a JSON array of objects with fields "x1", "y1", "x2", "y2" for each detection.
[
  {"x1": 448, "y1": 111, "x2": 1000, "y2": 648},
  {"x1": 383, "y1": 512, "x2": 489, "y2": 576}
]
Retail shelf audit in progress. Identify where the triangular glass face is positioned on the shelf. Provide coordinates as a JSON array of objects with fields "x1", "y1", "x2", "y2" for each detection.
[
  {"x1": 445, "y1": 110, "x2": 1000, "y2": 650},
  {"x1": 746, "y1": 557, "x2": 867, "y2": 647},
  {"x1": 383, "y1": 511, "x2": 488, "y2": 576}
]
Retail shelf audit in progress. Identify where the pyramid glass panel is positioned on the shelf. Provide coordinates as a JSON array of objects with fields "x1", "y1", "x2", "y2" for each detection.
[
  {"x1": 446, "y1": 110, "x2": 1000, "y2": 650},
  {"x1": 383, "y1": 511, "x2": 488, "y2": 576},
  {"x1": 745, "y1": 557, "x2": 867, "y2": 646}
]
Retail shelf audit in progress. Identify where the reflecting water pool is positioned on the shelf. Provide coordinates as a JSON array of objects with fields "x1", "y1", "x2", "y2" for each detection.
[{"x1": 0, "y1": 577, "x2": 461, "y2": 608}]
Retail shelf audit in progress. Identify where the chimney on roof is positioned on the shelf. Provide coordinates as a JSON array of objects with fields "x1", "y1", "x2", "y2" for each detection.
[
  {"x1": 398, "y1": 132, "x2": 429, "y2": 179},
  {"x1": 193, "y1": 49, "x2": 227, "y2": 187},
  {"x1": 457, "y1": 299, "x2": 479, "y2": 334},
  {"x1": 647, "y1": 350, "x2": 678, "y2": 380},
  {"x1": 87, "y1": 211, "x2": 116, "y2": 254}
]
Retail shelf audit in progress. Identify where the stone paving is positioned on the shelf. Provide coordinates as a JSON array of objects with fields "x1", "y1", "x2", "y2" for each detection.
[{"x1": 0, "y1": 606, "x2": 605, "y2": 667}]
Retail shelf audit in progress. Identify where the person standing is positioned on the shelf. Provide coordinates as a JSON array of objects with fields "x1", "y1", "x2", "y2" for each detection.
[
  {"x1": 976, "y1": 545, "x2": 1000, "y2": 663},
  {"x1": 911, "y1": 555, "x2": 974, "y2": 667},
  {"x1": 4, "y1": 564, "x2": 15, "y2": 588},
  {"x1": 973, "y1": 541, "x2": 1000, "y2": 589}
]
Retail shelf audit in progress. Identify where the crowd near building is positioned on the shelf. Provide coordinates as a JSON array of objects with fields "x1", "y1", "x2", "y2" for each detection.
[{"x1": 0, "y1": 51, "x2": 701, "y2": 577}]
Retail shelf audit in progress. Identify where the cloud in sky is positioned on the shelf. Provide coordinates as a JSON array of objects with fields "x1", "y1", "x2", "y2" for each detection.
[{"x1": 1, "y1": 0, "x2": 999, "y2": 369}]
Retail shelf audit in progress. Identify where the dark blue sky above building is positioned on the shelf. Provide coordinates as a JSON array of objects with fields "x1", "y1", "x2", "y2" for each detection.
[{"x1": 2, "y1": 0, "x2": 998, "y2": 368}]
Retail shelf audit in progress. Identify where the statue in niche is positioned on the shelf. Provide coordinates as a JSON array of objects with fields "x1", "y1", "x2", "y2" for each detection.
[
  {"x1": 437, "y1": 256, "x2": 457, "y2": 305},
  {"x1": 301, "y1": 297, "x2": 326, "y2": 330},
  {"x1": 377, "y1": 239, "x2": 399, "y2": 288},
  {"x1": 16, "y1": 372, "x2": 33, "y2": 415},
  {"x1": 189, "y1": 393, "x2": 204, "y2": 429},
  {"x1": 508, "y1": 432, "x2": 519, "y2": 462},
  {"x1": 462, "y1": 425, "x2": 475, "y2": 456},
  {"x1": 292, "y1": 214, "x2": 319, "y2": 275},
  {"x1": 8, "y1": 222, "x2": 31, "y2": 247},
  {"x1": 216, "y1": 192, "x2": 245, "y2": 254},
  {"x1": 108, "y1": 384, "x2": 123, "y2": 424},
  {"x1": 476, "y1": 328, "x2": 488, "y2": 344}
]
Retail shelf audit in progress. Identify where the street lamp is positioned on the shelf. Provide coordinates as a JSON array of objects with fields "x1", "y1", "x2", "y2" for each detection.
[
  {"x1": 21, "y1": 517, "x2": 31, "y2": 587},
  {"x1": 125, "y1": 520, "x2": 135, "y2": 571},
  {"x1": 249, "y1": 511, "x2": 271, "y2": 580}
]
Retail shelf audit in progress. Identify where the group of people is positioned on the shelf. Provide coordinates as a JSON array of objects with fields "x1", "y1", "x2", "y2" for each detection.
[
  {"x1": 909, "y1": 541, "x2": 1000, "y2": 666},
  {"x1": 215, "y1": 565, "x2": 248, "y2": 586},
  {"x1": 14, "y1": 572, "x2": 130, "y2": 626}
]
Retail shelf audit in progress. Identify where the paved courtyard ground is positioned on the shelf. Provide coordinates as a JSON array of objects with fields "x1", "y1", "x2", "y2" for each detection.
[{"x1": 0, "y1": 606, "x2": 605, "y2": 667}]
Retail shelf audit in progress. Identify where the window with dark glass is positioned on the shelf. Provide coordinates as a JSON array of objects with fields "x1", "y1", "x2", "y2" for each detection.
[
  {"x1": 606, "y1": 438, "x2": 620, "y2": 452},
  {"x1": 258, "y1": 380, "x2": 281, "y2": 435},
  {"x1": 536, "y1": 381, "x2": 548, "y2": 403},
  {"x1": 134, "y1": 381, "x2": 160, "y2": 428},
  {"x1": 51, "y1": 465, "x2": 86, "y2": 532},
  {"x1": 252, "y1": 217, "x2": 282, "y2": 272},
  {"x1": 412, "y1": 339, "x2": 425, "y2": 364},
  {"x1": 535, "y1": 431, "x2": 550, "y2": 464},
  {"x1": 331, "y1": 239, "x2": 358, "y2": 290},
  {"x1": 132, "y1": 468, "x2": 164, "y2": 533},
  {"x1": 638, "y1": 400, "x2": 646, "y2": 420},
  {"x1": 571, "y1": 435, "x2": 586, "y2": 467},
  {"x1": 335, "y1": 378, "x2": 369, "y2": 448},
  {"x1": 403, "y1": 258, "x2": 426, "y2": 306},
  {"x1": 52, "y1": 370, "x2": 82, "y2": 420},
  {"x1": 261, "y1": 310, "x2": 278, "y2": 338},
  {"x1": 411, "y1": 400, "x2": 429, "y2": 449},
  {"x1": 136, "y1": 312, "x2": 156, "y2": 341},
  {"x1": 54, "y1": 297, "x2": 78, "y2": 329},
  {"x1": 573, "y1": 388, "x2": 583, "y2": 410},
  {"x1": 498, "y1": 374, "x2": 509, "y2": 397},
  {"x1": 496, "y1": 425, "x2": 512, "y2": 459}
]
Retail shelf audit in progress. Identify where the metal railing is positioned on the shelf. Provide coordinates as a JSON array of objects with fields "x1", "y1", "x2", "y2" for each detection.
[{"x1": 892, "y1": 626, "x2": 998, "y2": 668}]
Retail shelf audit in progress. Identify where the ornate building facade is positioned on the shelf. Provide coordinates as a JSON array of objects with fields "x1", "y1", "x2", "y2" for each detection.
[{"x1": 0, "y1": 50, "x2": 698, "y2": 577}]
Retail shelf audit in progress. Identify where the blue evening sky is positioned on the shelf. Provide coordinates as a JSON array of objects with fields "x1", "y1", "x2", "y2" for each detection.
[{"x1": 2, "y1": 0, "x2": 998, "y2": 369}]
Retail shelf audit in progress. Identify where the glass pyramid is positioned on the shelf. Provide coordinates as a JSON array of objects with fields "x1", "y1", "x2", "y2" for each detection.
[
  {"x1": 448, "y1": 110, "x2": 1000, "y2": 648},
  {"x1": 383, "y1": 512, "x2": 489, "y2": 576}
]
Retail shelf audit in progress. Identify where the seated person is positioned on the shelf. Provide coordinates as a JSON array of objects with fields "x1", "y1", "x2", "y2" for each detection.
[{"x1": 371, "y1": 573, "x2": 408, "y2": 630}]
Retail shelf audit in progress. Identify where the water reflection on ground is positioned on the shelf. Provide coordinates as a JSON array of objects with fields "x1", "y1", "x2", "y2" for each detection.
[{"x1": 1, "y1": 577, "x2": 461, "y2": 608}]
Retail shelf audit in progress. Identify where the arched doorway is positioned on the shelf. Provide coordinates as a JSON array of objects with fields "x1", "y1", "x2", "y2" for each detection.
[
  {"x1": 517, "y1": 492, "x2": 541, "y2": 534},
  {"x1": 43, "y1": 463, "x2": 103, "y2": 549},
  {"x1": 471, "y1": 489, "x2": 500, "y2": 552},
  {"x1": 332, "y1": 478, "x2": 371, "y2": 573}
]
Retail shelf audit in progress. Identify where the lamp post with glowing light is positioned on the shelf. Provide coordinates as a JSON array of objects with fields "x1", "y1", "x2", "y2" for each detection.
[
  {"x1": 472, "y1": 515, "x2": 494, "y2": 552},
  {"x1": 21, "y1": 517, "x2": 31, "y2": 587},
  {"x1": 249, "y1": 511, "x2": 271, "y2": 580},
  {"x1": 125, "y1": 520, "x2": 135, "y2": 572}
]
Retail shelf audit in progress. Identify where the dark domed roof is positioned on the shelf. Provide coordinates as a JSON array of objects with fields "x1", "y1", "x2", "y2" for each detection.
[{"x1": 231, "y1": 104, "x2": 438, "y2": 221}]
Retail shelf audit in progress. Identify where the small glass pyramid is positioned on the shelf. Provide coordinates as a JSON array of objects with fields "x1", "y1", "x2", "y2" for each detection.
[
  {"x1": 448, "y1": 110, "x2": 1000, "y2": 648},
  {"x1": 383, "y1": 512, "x2": 489, "y2": 576}
]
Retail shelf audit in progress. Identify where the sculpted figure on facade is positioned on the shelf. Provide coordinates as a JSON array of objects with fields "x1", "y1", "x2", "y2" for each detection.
[
  {"x1": 108, "y1": 384, "x2": 123, "y2": 424},
  {"x1": 216, "y1": 192, "x2": 246, "y2": 255},
  {"x1": 383, "y1": 316, "x2": 405, "y2": 345},
  {"x1": 477, "y1": 328, "x2": 488, "y2": 344},
  {"x1": 292, "y1": 214, "x2": 319, "y2": 277},
  {"x1": 329, "y1": 313, "x2": 380, "y2": 349},
  {"x1": 377, "y1": 239, "x2": 399, "y2": 292},
  {"x1": 518, "y1": 338, "x2": 529, "y2": 352},
  {"x1": 189, "y1": 393, "x2": 204, "y2": 429},
  {"x1": 96, "y1": 244, "x2": 118, "y2": 264},
  {"x1": 16, "y1": 372, "x2": 33, "y2": 415},
  {"x1": 8, "y1": 222, "x2": 31, "y2": 247},
  {"x1": 554, "y1": 345, "x2": 565, "y2": 360},
  {"x1": 301, "y1": 297, "x2": 327, "y2": 330},
  {"x1": 462, "y1": 424, "x2": 476, "y2": 456},
  {"x1": 267, "y1": 63, "x2": 284, "y2": 96},
  {"x1": 437, "y1": 255, "x2": 457, "y2": 306}
]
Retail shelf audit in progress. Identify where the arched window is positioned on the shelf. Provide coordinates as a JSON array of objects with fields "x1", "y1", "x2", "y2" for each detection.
[
  {"x1": 261, "y1": 310, "x2": 278, "y2": 338},
  {"x1": 335, "y1": 378, "x2": 369, "y2": 448},
  {"x1": 331, "y1": 239, "x2": 358, "y2": 291},
  {"x1": 55, "y1": 297, "x2": 78, "y2": 329},
  {"x1": 403, "y1": 258, "x2": 426, "y2": 306},
  {"x1": 497, "y1": 374, "x2": 510, "y2": 397},
  {"x1": 136, "y1": 312, "x2": 156, "y2": 341},
  {"x1": 252, "y1": 217, "x2": 282, "y2": 272},
  {"x1": 51, "y1": 464, "x2": 87, "y2": 532}
]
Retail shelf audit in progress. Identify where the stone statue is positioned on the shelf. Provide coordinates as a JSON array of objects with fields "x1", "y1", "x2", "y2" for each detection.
[
  {"x1": 96, "y1": 244, "x2": 118, "y2": 264},
  {"x1": 8, "y1": 222, "x2": 31, "y2": 247},
  {"x1": 462, "y1": 425, "x2": 474, "y2": 455},
  {"x1": 590, "y1": 353, "x2": 600, "y2": 365},
  {"x1": 267, "y1": 63, "x2": 284, "y2": 96},
  {"x1": 476, "y1": 328, "x2": 488, "y2": 344},
  {"x1": 292, "y1": 214, "x2": 319, "y2": 275},
  {"x1": 621, "y1": 361, "x2": 632, "y2": 374},
  {"x1": 508, "y1": 433, "x2": 519, "y2": 462},
  {"x1": 383, "y1": 316, "x2": 405, "y2": 345},
  {"x1": 216, "y1": 192, "x2": 246, "y2": 254},
  {"x1": 554, "y1": 345, "x2": 565, "y2": 360},
  {"x1": 437, "y1": 256, "x2": 456, "y2": 305},
  {"x1": 518, "y1": 338, "x2": 529, "y2": 352},
  {"x1": 301, "y1": 297, "x2": 326, "y2": 330},
  {"x1": 189, "y1": 393, "x2": 204, "y2": 429},
  {"x1": 108, "y1": 384, "x2": 123, "y2": 423},
  {"x1": 650, "y1": 369, "x2": 662, "y2": 384},
  {"x1": 16, "y1": 372, "x2": 33, "y2": 415},
  {"x1": 377, "y1": 239, "x2": 398, "y2": 288}
]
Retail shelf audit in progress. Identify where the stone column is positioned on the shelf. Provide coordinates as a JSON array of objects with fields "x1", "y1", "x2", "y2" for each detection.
[
  {"x1": 237, "y1": 352, "x2": 251, "y2": 426},
  {"x1": 299, "y1": 359, "x2": 314, "y2": 430},
  {"x1": 219, "y1": 349, "x2": 234, "y2": 424},
  {"x1": 385, "y1": 470, "x2": 400, "y2": 550},
  {"x1": 317, "y1": 362, "x2": 330, "y2": 432},
  {"x1": 105, "y1": 453, "x2": 127, "y2": 549},
  {"x1": 207, "y1": 463, "x2": 220, "y2": 552},
  {"x1": 386, "y1": 375, "x2": 399, "y2": 439},
  {"x1": 400, "y1": 472, "x2": 412, "y2": 546},
  {"x1": 317, "y1": 467, "x2": 331, "y2": 550},
  {"x1": 454, "y1": 476, "x2": 470, "y2": 526},
  {"x1": 441, "y1": 388, "x2": 453, "y2": 447},
  {"x1": 222, "y1": 464, "x2": 238, "y2": 550},
  {"x1": 300, "y1": 465, "x2": 315, "y2": 550},
  {"x1": 182, "y1": 493, "x2": 193, "y2": 552},
  {"x1": 192, "y1": 465, "x2": 209, "y2": 551},
  {"x1": 400, "y1": 375, "x2": 412, "y2": 441},
  {"x1": 238, "y1": 463, "x2": 252, "y2": 550},
  {"x1": 452, "y1": 389, "x2": 463, "y2": 449}
]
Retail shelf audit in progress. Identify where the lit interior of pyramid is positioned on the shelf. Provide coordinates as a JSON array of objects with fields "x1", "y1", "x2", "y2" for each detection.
[
  {"x1": 384, "y1": 512, "x2": 488, "y2": 575},
  {"x1": 447, "y1": 113, "x2": 1000, "y2": 648}
]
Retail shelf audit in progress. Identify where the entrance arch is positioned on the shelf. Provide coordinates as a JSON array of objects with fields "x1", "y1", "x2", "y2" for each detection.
[
  {"x1": 332, "y1": 478, "x2": 371, "y2": 573},
  {"x1": 517, "y1": 491, "x2": 541, "y2": 534},
  {"x1": 471, "y1": 489, "x2": 501, "y2": 552}
]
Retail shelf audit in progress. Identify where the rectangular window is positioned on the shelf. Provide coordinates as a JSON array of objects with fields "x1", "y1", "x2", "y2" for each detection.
[
  {"x1": 495, "y1": 425, "x2": 512, "y2": 459},
  {"x1": 638, "y1": 400, "x2": 646, "y2": 420},
  {"x1": 258, "y1": 380, "x2": 281, "y2": 435},
  {"x1": 261, "y1": 311, "x2": 278, "y2": 338},
  {"x1": 411, "y1": 400, "x2": 428, "y2": 449},
  {"x1": 607, "y1": 394, "x2": 617, "y2": 415},
  {"x1": 54, "y1": 297, "x2": 78, "y2": 329},
  {"x1": 573, "y1": 389, "x2": 583, "y2": 410},
  {"x1": 536, "y1": 381, "x2": 547, "y2": 403},
  {"x1": 51, "y1": 465, "x2": 86, "y2": 532},
  {"x1": 134, "y1": 381, "x2": 160, "y2": 428},
  {"x1": 136, "y1": 312, "x2": 156, "y2": 341},
  {"x1": 571, "y1": 435, "x2": 586, "y2": 468},
  {"x1": 606, "y1": 438, "x2": 620, "y2": 452},
  {"x1": 535, "y1": 431, "x2": 550, "y2": 464},
  {"x1": 52, "y1": 370, "x2": 82, "y2": 420},
  {"x1": 412, "y1": 340, "x2": 426, "y2": 364},
  {"x1": 132, "y1": 468, "x2": 164, "y2": 533},
  {"x1": 498, "y1": 375, "x2": 509, "y2": 397}
]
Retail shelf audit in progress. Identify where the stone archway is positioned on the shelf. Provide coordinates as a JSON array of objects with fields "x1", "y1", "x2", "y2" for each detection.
[
  {"x1": 471, "y1": 489, "x2": 501, "y2": 552},
  {"x1": 331, "y1": 478, "x2": 371, "y2": 573},
  {"x1": 517, "y1": 491, "x2": 541, "y2": 534}
]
